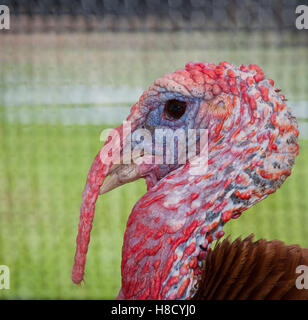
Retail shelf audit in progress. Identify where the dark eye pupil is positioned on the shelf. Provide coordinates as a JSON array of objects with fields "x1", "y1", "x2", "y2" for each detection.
[{"x1": 164, "y1": 99, "x2": 187, "y2": 120}]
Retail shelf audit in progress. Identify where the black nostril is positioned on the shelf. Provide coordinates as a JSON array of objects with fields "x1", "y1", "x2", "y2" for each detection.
[{"x1": 164, "y1": 99, "x2": 187, "y2": 120}]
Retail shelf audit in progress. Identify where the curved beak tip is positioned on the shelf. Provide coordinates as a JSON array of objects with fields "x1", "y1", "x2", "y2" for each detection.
[{"x1": 99, "y1": 163, "x2": 142, "y2": 195}]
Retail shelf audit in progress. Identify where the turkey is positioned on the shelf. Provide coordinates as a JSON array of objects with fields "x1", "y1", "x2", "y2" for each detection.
[{"x1": 72, "y1": 61, "x2": 308, "y2": 300}]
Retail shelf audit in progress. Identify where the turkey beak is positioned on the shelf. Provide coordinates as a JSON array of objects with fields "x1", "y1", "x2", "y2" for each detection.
[
  {"x1": 99, "y1": 162, "x2": 141, "y2": 195},
  {"x1": 99, "y1": 135, "x2": 149, "y2": 195}
]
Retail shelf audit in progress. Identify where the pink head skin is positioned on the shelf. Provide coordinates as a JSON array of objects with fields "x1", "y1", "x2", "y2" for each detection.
[{"x1": 72, "y1": 61, "x2": 299, "y2": 300}]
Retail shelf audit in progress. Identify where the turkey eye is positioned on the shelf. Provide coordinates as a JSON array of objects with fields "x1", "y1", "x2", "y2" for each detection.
[{"x1": 164, "y1": 99, "x2": 187, "y2": 120}]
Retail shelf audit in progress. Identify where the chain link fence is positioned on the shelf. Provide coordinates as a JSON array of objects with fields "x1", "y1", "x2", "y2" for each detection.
[{"x1": 0, "y1": 0, "x2": 308, "y2": 299}]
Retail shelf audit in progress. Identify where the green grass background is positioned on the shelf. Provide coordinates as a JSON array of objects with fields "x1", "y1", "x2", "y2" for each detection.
[{"x1": 0, "y1": 32, "x2": 307, "y2": 299}]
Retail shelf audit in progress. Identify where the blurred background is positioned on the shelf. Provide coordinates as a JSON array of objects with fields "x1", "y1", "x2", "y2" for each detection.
[{"x1": 0, "y1": 0, "x2": 307, "y2": 299}]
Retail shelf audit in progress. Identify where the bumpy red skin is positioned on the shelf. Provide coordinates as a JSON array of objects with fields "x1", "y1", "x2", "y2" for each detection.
[{"x1": 72, "y1": 61, "x2": 299, "y2": 300}]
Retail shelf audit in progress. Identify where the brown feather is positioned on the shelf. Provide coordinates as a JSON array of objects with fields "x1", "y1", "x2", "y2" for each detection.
[{"x1": 193, "y1": 234, "x2": 308, "y2": 300}]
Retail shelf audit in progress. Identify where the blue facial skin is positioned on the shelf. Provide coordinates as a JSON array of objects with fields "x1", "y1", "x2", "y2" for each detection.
[{"x1": 133, "y1": 93, "x2": 202, "y2": 180}]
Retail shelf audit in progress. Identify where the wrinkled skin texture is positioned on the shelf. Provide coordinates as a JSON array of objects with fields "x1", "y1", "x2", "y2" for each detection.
[{"x1": 72, "y1": 61, "x2": 299, "y2": 300}]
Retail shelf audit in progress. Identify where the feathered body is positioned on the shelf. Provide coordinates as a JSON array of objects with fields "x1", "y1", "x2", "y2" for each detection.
[
  {"x1": 72, "y1": 61, "x2": 301, "y2": 300},
  {"x1": 195, "y1": 235, "x2": 308, "y2": 300}
]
